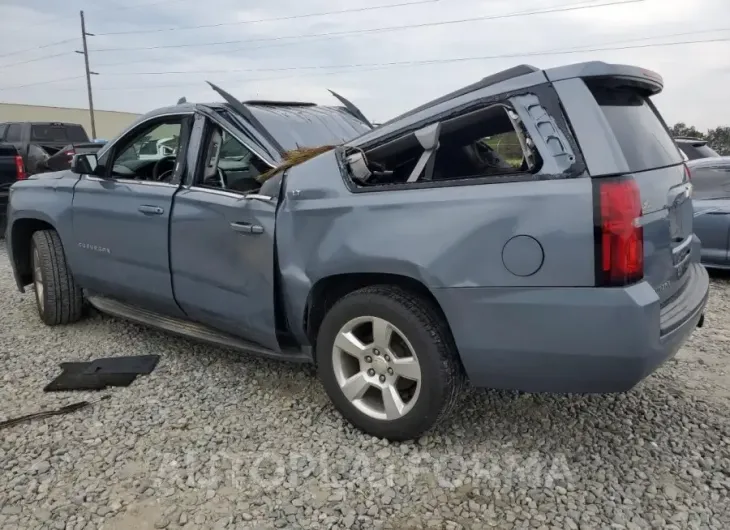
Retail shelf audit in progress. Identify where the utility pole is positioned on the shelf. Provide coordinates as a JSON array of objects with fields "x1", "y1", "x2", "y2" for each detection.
[{"x1": 77, "y1": 11, "x2": 98, "y2": 139}]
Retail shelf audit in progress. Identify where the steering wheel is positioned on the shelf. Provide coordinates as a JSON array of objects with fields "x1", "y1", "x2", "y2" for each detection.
[{"x1": 152, "y1": 156, "x2": 177, "y2": 181}]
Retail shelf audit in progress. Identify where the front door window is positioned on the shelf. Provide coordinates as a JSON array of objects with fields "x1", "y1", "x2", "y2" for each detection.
[{"x1": 111, "y1": 120, "x2": 183, "y2": 181}]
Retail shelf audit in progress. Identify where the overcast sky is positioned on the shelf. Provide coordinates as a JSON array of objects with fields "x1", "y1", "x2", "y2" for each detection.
[{"x1": 0, "y1": 0, "x2": 728, "y2": 129}]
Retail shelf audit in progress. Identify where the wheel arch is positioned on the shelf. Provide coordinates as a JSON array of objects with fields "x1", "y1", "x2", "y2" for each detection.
[
  {"x1": 304, "y1": 272, "x2": 455, "y2": 360},
  {"x1": 10, "y1": 216, "x2": 57, "y2": 291}
]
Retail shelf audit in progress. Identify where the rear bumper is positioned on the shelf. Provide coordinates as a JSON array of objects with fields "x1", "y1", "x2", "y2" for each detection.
[{"x1": 433, "y1": 263, "x2": 709, "y2": 393}]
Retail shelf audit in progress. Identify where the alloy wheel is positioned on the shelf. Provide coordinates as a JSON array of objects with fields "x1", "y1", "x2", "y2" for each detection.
[{"x1": 331, "y1": 315, "x2": 422, "y2": 421}]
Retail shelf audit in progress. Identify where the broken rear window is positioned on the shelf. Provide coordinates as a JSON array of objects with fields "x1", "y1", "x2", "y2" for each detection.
[{"x1": 346, "y1": 104, "x2": 541, "y2": 187}]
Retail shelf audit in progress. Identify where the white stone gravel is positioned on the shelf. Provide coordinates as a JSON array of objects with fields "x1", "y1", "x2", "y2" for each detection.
[{"x1": 0, "y1": 241, "x2": 728, "y2": 530}]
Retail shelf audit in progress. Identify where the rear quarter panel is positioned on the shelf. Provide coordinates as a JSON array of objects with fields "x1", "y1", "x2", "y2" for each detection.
[{"x1": 276, "y1": 150, "x2": 596, "y2": 344}]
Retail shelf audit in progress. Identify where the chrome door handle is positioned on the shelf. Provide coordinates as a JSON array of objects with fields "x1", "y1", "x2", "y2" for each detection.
[
  {"x1": 230, "y1": 222, "x2": 264, "y2": 234},
  {"x1": 138, "y1": 205, "x2": 164, "y2": 215}
]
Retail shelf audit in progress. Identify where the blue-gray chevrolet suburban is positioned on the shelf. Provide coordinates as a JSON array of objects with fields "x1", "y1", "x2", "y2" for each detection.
[{"x1": 5, "y1": 62, "x2": 709, "y2": 441}]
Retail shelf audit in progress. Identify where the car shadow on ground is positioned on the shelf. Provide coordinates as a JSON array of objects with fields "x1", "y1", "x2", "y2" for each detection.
[
  {"x1": 103, "y1": 310, "x2": 728, "y2": 445},
  {"x1": 51, "y1": 303, "x2": 724, "y2": 457},
  {"x1": 709, "y1": 268, "x2": 730, "y2": 281}
]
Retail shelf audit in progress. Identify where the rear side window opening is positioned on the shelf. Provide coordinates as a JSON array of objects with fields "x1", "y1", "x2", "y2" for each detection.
[
  {"x1": 345, "y1": 103, "x2": 543, "y2": 189},
  {"x1": 588, "y1": 83, "x2": 683, "y2": 173}
]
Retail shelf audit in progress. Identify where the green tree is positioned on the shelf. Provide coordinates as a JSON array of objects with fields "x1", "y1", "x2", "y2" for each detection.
[
  {"x1": 705, "y1": 127, "x2": 730, "y2": 156},
  {"x1": 669, "y1": 122, "x2": 705, "y2": 139},
  {"x1": 669, "y1": 123, "x2": 730, "y2": 156}
]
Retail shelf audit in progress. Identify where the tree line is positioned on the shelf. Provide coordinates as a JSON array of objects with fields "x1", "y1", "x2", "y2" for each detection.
[{"x1": 670, "y1": 123, "x2": 730, "y2": 156}]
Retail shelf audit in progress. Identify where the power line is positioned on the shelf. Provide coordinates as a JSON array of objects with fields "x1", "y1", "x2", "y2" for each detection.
[
  {"x1": 0, "y1": 52, "x2": 74, "y2": 70},
  {"x1": 0, "y1": 0, "x2": 185, "y2": 35},
  {"x1": 2, "y1": 26, "x2": 726, "y2": 93},
  {"x1": 99, "y1": 0, "x2": 188, "y2": 12},
  {"x1": 89, "y1": 0, "x2": 643, "y2": 54},
  {"x1": 97, "y1": 20, "x2": 729, "y2": 73},
  {"x1": 0, "y1": 75, "x2": 85, "y2": 91},
  {"x1": 8, "y1": 33, "x2": 721, "y2": 93},
  {"x1": 95, "y1": 35, "x2": 730, "y2": 79},
  {"x1": 90, "y1": 0, "x2": 621, "y2": 68},
  {"x1": 0, "y1": 38, "x2": 76, "y2": 59},
  {"x1": 95, "y1": 0, "x2": 442, "y2": 36}
]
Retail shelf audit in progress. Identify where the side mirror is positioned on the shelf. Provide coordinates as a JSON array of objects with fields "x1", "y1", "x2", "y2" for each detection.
[{"x1": 70, "y1": 153, "x2": 99, "y2": 175}]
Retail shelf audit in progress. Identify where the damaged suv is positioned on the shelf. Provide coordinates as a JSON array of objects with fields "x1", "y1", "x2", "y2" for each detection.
[{"x1": 6, "y1": 62, "x2": 709, "y2": 441}]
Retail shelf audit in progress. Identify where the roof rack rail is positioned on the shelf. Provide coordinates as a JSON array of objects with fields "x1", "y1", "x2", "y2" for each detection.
[{"x1": 674, "y1": 136, "x2": 706, "y2": 142}]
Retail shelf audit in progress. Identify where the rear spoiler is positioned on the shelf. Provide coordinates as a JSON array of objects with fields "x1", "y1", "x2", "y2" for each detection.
[{"x1": 544, "y1": 61, "x2": 664, "y2": 95}]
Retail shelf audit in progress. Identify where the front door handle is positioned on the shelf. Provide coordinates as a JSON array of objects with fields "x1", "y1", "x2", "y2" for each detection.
[
  {"x1": 138, "y1": 205, "x2": 164, "y2": 215},
  {"x1": 230, "y1": 222, "x2": 264, "y2": 235}
]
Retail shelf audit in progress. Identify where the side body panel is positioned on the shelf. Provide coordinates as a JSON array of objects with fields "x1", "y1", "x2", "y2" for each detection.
[
  {"x1": 276, "y1": 149, "x2": 596, "y2": 346},
  {"x1": 170, "y1": 188, "x2": 280, "y2": 351},
  {"x1": 690, "y1": 162, "x2": 730, "y2": 267},
  {"x1": 693, "y1": 198, "x2": 730, "y2": 267},
  {"x1": 168, "y1": 111, "x2": 281, "y2": 351},
  {"x1": 71, "y1": 177, "x2": 183, "y2": 316}
]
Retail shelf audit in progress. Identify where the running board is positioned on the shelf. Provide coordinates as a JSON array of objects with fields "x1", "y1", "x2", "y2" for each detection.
[{"x1": 86, "y1": 295, "x2": 311, "y2": 363}]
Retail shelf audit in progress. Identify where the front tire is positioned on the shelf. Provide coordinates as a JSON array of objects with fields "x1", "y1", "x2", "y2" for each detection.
[
  {"x1": 316, "y1": 286, "x2": 463, "y2": 441},
  {"x1": 31, "y1": 230, "x2": 84, "y2": 326}
]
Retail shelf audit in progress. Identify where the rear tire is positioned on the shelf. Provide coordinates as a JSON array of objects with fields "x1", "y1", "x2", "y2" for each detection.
[
  {"x1": 31, "y1": 229, "x2": 84, "y2": 326},
  {"x1": 316, "y1": 285, "x2": 463, "y2": 441}
]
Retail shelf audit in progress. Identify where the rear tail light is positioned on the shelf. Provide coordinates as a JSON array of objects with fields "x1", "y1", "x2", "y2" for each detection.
[
  {"x1": 594, "y1": 176, "x2": 644, "y2": 286},
  {"x1": 15, "y1": 155, "x2": 26, "y2": 180},
  {"x1": 683, "y1": 163, "x2": 694, "y2": 197},
  {"x1": 683, "y1": 163, "x2": 692, "y2": 181}
]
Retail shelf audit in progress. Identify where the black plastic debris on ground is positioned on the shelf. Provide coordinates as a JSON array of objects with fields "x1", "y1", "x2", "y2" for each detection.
[{"x1": 44, "y1": 355, "x2": 160, "y2": 392}]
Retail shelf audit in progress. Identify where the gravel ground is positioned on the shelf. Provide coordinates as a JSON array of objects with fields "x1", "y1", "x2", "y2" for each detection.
[{"x1": 0, "y1": 241, "x2": 729, "y2": 530}]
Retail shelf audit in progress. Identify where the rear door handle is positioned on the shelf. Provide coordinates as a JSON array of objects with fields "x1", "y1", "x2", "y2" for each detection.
[
  {"x1": 230, "y1": 222, "x2": 264, "y2": 235},
  {"x1": 138, "y1": 205, "x2": 164, "y2": 215}
]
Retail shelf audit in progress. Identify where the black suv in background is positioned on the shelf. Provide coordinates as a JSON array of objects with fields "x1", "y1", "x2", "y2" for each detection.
[
  {"x1": 0, "y1": 121, "x2": 94, "y2": 175},
  {"x1": 0, "y1": 142, "x2": 25, "y2": 236},
  {"x1": 675, "y1": 136, "x2": 721, "y2": 161}
]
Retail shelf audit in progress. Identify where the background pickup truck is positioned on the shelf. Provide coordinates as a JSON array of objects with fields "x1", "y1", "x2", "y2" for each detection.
[
  {"x1": 0, "y1": 142, "x2": 25, "y2": 236},
  {"x1": 0, "y1": 121, "x2": 93, "y2": 175},
  {"x1": 5, "y1": 64, "x2": 708, "y2": 441}
]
